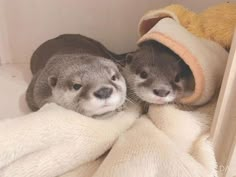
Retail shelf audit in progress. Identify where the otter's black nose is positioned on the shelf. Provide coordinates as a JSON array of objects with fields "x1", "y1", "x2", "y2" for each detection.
[
  {"x1": 94, "y1": 87, "x2": 113, "y2": 99},
  {"x1": 153, "y1": 89, "x2": 170, "y2": 97}
]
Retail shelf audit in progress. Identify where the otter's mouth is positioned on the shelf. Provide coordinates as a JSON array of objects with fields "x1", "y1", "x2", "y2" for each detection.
[
  {"x1": 91, "y1": 103, "x2": 120, "y2": 117},
  {"x1": 153, "y1": 99, "x2": 167, "y2": 104},
  {"x1": 103, "y1": 104, "x2": 114, "y2": 108},
  {"x1": 84, "y1": 96, "x2": 124, "y2": 117},
  {"x1": 100, "y1": 103, "x2": 114, "y2": 109},
  {"x1": 98, "y1": 100, "x2": 121, "y2": 111}
]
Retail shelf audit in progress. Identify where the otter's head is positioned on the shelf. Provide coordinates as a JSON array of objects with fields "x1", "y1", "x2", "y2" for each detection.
[
  {"x1": 47, "y1": 55, "x2": 126, "y2": 117},
  {"x1": 124, "y1": 41, "x2": 194, "y2": 104}
]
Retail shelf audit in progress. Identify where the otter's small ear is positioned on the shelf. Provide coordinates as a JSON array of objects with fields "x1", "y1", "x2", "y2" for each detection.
[
  {"x1": 48, "y1": 76, "x2": 58, "y2": 88},
  {"x1": 126, "y1": 53, "x2": 134, "y2": 65}
]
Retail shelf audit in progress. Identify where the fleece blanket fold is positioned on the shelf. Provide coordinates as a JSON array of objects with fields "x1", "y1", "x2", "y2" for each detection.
[
  {"x1": 92, "y1": 114, "x2": 216, "y2": 177},
  {"x1": 0, "y1": 103, "x2": 140, "y2": 177},
  {"x1": 0, "y1": 14, "x2": 228, "y2": 177}
]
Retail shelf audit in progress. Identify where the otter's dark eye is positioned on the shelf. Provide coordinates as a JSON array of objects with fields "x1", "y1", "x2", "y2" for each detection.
[
  {"x1": 111, "y1": 75, "x2": 117, "y2": 81},
  {"x1": 140, "y1": 71, "x2": 148, "y2": 79},
  {"x1": 73, "y1": 84, "x2": 82, "y2": 90},
  {"x1": 175, "y1": 74, "x2": 181, "y2": 83}
]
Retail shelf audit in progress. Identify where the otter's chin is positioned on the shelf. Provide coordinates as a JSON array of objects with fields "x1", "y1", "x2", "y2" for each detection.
[
  {"x1": 82, "y1": 104, "x2": 119, "y2": 117},
  {"x1": 93, "y1": 105, "x2": 117, "y2": 116},
  {"x1": 78, "y1": 94, "x2": 125, "y2": 117}
]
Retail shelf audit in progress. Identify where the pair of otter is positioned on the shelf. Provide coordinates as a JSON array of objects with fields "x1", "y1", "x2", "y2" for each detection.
[{"x1": 26, "y1": 34, "x2": 194, "y2": 117}]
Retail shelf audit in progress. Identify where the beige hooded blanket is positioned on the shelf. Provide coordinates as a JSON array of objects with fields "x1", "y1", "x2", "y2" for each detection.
[
  {"x1": 0, "y1": 18, "x2": 228, "y2": 177},
  {"x1": 138, "y1": 17, "x2": 227, "y2": 106}
]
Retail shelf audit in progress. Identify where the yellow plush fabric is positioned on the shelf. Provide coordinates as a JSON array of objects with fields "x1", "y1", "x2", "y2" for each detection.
[
  {"x1": 200, "y1": 3, "x2": 236, "y2": 50},
  {"x1": 139, "y1": 3, "x2": 236, "y2": 50}
]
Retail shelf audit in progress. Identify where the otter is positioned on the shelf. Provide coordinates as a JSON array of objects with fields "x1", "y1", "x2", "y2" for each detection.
[
  {"x1": 122, "y1": 40, "x2": 194, "y2": 107},
  {"x1": 26, "y1": 34, "x2": 126, "y2": 117}
]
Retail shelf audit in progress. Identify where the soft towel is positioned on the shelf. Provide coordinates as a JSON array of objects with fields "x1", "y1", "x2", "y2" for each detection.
[
  {"x1": 0, "y1": 103, "x2": 140, "y2": 177},
  {"x1": 92, "y1": 113, "x2": 216, "y2": 177}
]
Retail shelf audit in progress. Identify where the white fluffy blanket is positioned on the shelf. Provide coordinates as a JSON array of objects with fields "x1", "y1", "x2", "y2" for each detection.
[
  {"x1": 0, "y1": 102, "x2": 217, "y2": 177},
  {"x1": 0, "y1": 103, "x2": 140, "y2": 177}
]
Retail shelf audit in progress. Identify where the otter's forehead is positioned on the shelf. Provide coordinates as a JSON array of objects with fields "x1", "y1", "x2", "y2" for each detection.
[
  {"x1": 131, "y1": 48, "x2": 182, "y2": 74},
  {"x1": 62, "y1": 63, "x2": 112, "y2": 80},
  {"x1": 52, "y1": 54, "x2": 118, "y2": 70},
  {"x1": 60, "y1": 59, "x2": 118, "y2": 82}
]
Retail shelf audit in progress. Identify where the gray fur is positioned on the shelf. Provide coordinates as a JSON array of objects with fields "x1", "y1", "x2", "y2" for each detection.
[{"x1": 26, "y1": 34, "x2": 126, "y2": 117}]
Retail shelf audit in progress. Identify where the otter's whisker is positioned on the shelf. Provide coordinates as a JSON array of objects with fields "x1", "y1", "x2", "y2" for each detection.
[{"x1": 125, "y1": 98, "x2": 137, "y2": 105}]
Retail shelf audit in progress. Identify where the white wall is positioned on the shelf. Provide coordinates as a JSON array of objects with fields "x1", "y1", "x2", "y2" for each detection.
[
  {"x1": 1, "y1": 0, "x2": 235, "y2": 64},
  {"x1": 2, "y1": 0, "x2": 171, "y2": 64},
  {"x1": 0, "y1": 0, "x2": 12, "y2": 64}
]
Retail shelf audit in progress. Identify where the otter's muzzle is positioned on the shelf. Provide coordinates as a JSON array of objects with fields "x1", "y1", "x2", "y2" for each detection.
[{"x1": 94, "y1": 87, "x2": 113, "y2": 99}]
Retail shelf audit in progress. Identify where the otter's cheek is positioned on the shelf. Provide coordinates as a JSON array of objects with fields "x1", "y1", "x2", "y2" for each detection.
[
  {"x1": 107, "y1": 93, "x2": 121, "y2": 105},
  {"x1": 80, "y1": 97, "x2": 100, "y2": 110},
  {"x1": 52, "y1": 89, "x2": 78, "y2": 108},
  {"x1": 175, "y1": 80, "x2": 185, "y2": 90},
  {"x1": 119, "y1": 77, "x2": 127, "y2": 92},
  {"x1": 114, "y1": 78, "x2": 127, "y2": 97},
  {"x1": 134, "y1": 87, "x2": 153, "y2": 101},
  {"x1": 174, "y1": 81, "x2": 184, "y2": 97}
]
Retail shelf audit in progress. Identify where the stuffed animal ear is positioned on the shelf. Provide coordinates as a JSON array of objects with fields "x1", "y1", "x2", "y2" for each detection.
[{"x1": 48, "y1": 75, "x2": 58, "y2": 88}]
